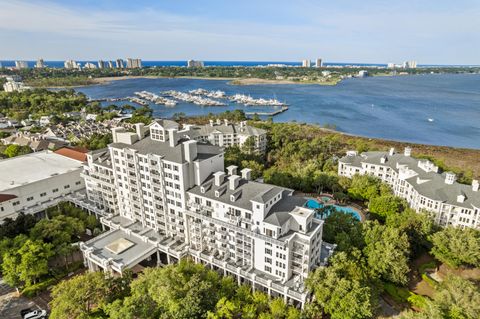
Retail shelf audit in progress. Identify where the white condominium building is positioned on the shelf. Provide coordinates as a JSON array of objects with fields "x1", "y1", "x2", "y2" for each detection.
[
  {"x1": 186, "y1": 119, "x2": 267, "y2": 153},
  {"x1": 64, "y1": 60, "x2": 81, "y2": 69},
  {"x1": 338, "y1": 148, "x2": 480, "y2": 229},
  {"x1": 0, "y1": 151, "x2": 85, "y2": 221},
  {"x1": 80, "y1": 120, "x2": 324, "y2": 306},
  {"x1": 301, "y1": 59, "x2": 311, "y2": 68},
  {"x1": 15, "y1": 61, "x2": 29, "y2": 69},
  {"x1": 126, "y1": 58, "x2": 142, "y2": 69},
  {"x1": 187, "y1": 60, "x2": 205, "y2": 68}
]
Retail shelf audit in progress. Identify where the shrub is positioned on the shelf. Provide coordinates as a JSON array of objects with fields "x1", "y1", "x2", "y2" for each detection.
[
  {"x1": 421, "y1": 273, "x2": 438, "y2": 288},
  {"x1": 407, "y1": 293, "x2": 429, "y2": 310},
  {"x1": 383, "y1": 282, "x2": 410, "y2": 303},
  {"x1": 22, "y1": 278, "x2": 56, "y2": 297}
]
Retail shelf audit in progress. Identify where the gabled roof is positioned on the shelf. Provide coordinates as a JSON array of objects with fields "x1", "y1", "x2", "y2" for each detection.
[{"x1": 0, "y1": 194, "x2": 17, "y2": 203}]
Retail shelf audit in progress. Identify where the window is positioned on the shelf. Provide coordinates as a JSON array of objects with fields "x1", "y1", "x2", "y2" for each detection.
[
  {"x1": 75, "y1": 181, "x2": 81, "y2": 185},
  {"x1": 40, "y1": 192, "x2": 47, "y2": 197},
  {"x1": 52, "y1": 188, "x2": 59, "y2": 193},
  {"x1": 64, "y1": 185, "x2": 70, "y2": 189},
  {"x1": 27, "y1": 196, "x2": 34, "y2": 201},
  {"x1": 264, "y1": 266, "x2": 271, "y2": 272}
]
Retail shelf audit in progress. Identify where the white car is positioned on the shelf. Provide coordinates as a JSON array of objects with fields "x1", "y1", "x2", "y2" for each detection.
[{"x1": 23, "y1": 309, "x2": 47, "y2": 319}]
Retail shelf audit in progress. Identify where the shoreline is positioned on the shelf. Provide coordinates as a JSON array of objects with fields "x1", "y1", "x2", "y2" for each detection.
[{"x1": 37, "y1": 75, "x2": 343, "y2": 88}]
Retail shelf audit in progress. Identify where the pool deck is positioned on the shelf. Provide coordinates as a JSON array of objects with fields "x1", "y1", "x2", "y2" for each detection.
[{"x1": 301, "y1": 194, "x2": 367, "y2": 222}]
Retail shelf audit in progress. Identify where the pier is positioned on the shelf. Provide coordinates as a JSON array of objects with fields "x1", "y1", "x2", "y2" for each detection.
[{"x1": 245, "y1": 106, "x2": 289, "y2": 117}]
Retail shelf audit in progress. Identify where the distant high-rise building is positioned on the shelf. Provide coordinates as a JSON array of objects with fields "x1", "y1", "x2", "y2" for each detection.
[
  {"x1": 115, "y1": 59, "x2": 125, "y2": 68},
  {"x1": 301, "y1": 59, "x2": 311, "y2": 67},
  {"x1": 387, "y1": 62, "x2": 395, "y2": 69},
  {"x1": 98, "y1": 60, "x2": 106, "y2": 69},
  {"x1": 403, "y1": 60, "x2": 417, "y2": 69},
  {"x1": 187, "y1": 60, "x2": 204, "y2": 68},
  {"x1": 108, "y1": 61, "x2": 114, "y2": 68},
  {"x1": 84, "y1": 62, "x2": 97, "y2": 69},
  {"x1": 35, "y1": 59, "x2": 46, "y2": 68},
  {"x1": 15, "y1": 61, "x2": 29, "y2": 69},
  {"x1": 315, "y1": 58, "x2": 323, "y2": 68},
  {"x1": 126, "y1": 58, "x2": 142, "y2": 68},
  {"x1": 64, "y1": 60, "x2": 81, "y2": 70}
]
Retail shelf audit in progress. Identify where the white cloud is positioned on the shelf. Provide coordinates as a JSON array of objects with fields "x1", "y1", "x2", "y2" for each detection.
[{"x1": 0, "y1": 0, "x2": 478, "y2": 64}]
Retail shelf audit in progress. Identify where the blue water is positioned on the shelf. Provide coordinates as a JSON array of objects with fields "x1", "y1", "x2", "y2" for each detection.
[
  {"x1": 75, "y1": 74, "x2": 480, "y2": 149},
  {"x1": 305, "y1": 199, "x2": 361, "y2": 221}
]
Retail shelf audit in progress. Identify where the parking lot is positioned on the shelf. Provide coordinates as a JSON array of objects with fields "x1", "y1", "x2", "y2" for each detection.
[{"x1": 0, "y1": 279, "x2": 46, "y2": 319}]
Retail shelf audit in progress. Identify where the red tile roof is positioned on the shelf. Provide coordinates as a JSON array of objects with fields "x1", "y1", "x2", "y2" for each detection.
[
  {"x1": 0, "y1": 194, "x2": 17, "y2": 203},
  {"x1": 54, "y1": 147, "x2": 88, "y2": 162}
]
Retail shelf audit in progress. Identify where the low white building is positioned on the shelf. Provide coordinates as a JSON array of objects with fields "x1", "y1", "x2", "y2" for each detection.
[
  {"x1": 79, "y1": 120, "x2": 325, "y2": 306},
  {"x1": 338, "y1": 148, "x2": 480, "y2": 229},
  {"x1": 0, "y1": 151, "x2": 85, "y2": 221}
]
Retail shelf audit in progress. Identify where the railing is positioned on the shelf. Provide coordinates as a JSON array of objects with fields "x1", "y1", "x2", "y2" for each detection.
[{"x1": 185, "y1": 210, "x2": 286, "y2": 247}]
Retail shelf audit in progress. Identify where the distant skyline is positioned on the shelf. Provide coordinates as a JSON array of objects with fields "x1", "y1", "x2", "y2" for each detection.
[{"x1": 0, "y1": 0, "x2": 479, "y2": 65}]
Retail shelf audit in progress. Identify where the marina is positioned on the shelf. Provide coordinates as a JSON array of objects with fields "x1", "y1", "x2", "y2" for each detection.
[{"x1": 76, "y1": 74, "x2": 480, "y2": 149}]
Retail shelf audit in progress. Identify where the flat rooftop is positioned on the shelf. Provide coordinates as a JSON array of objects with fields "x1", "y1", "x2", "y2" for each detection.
[{"x1": 0, "y1": 151, "x2": 83, "y2": 191}]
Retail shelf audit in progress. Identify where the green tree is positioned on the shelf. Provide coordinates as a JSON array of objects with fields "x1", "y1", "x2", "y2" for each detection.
[
  {"x1": 50, "y1": 271, "x2": 110, "y2": 319},
  {"x1": 241, "y1": 160, "x2": 264, "y2": 180},
  {"x1": 242, "y1": 136, "x2": 257, "y2": 154},
  {"x1": 368, "y1": 195, "x2": 405, "y2": 219},
  {"x1": 322, "y1": 211, "x2": 364, "y2": 252},
  {"x1": 363, "y1": 221, "x2": 410, "y2": 285},
  {"x1": 386, "y1": 209, "x2": 436, "y2": 257},
  {"x1": 347, "y1": 175, "x2": 383, "y2": 202},
  {"x1": 433, "y1": 275, "x2": 480, "y2": 319},
  {"x1": 307, "y1": 252, "x2": 376, "y2": 319},
  {"x1": 430, "y1": 227, "x2": 480, "y2": 268},
  {"x1": 108, "y1": 259, "x2": 236, "y2": 319},
  {"x1": 2, "y1": 250, "x2": 22, "y2": 290},
  {"x1": 3, "y1": 144, "x2": 32, "y2": 158},
  {"x1": 17, "y1": 239, "x2": 53, "y2": 287}
]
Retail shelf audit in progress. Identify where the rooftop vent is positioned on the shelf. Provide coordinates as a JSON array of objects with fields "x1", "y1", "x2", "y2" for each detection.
[
  {"x1": 445, "y1": 172, "x2": 456, "y2": 185},
  {"x1": 471, "y1": 179, "x2": 479, "y2": 192},
  {"x1": 213, "y1": 171, "x2": 225, "y2": 187},
  {"x1": 389, "y1": 148, "x2": 395, "y2": 156},
  {"x1": 226, "y1": 165, "x2": 238, "y2": 176},
  {"x1": 404, "y1": 147, "x2": 412, "y2": 157}
]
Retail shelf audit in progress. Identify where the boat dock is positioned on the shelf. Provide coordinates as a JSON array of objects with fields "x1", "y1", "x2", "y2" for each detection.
[{"x1": 245, "y1": 106, "x2": 289, "y2": 117}]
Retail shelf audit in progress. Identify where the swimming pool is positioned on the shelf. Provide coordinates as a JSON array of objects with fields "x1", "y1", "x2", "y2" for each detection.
[{"x1": 305, "y1": 199, "x2": 361, "y2": 221}]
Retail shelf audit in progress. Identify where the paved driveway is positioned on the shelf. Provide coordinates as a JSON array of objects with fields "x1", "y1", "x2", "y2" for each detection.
[{"x1": 0, "y1": 279, "x2": 45, "y2": 319}]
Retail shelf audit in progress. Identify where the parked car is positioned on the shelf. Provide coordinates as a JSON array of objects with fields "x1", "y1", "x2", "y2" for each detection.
[
  {"x1": 20, "y1": 308, "x2": 33, "y2": 317},
  {"x1": 23, "y1": 309, "x2": 47, "y2": 319}
]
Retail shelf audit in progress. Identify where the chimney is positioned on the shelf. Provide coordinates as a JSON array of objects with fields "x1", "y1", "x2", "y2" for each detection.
[
  {"x1": 404, "y1": 147, "x2": 412, "y2": 157},
  {"x1": 240, "y1": 121, "x2": 245, "y2": 128},
  {"x1": 168, "y1": 128, "x2": 178, "y2": 147},
  {"x1": 111, "y1": 127, "x2": 125, "y2": 143},
  {"x1": 135, "y1": 123, "x2": 146, "y2": 140},
  {"x1": 226, "y1": 165, "x2": 238, "y2": 176},
  {"x1": 380, "y1": 155, "x2": 387, "y2": 164},
  {"x1": 389, "y1": 148, "x2": 395, "y2": 156},
  {"x1": 445, "y1": 172, "x2": 456, "y2": 185},
  {"x1": 472, "y1": 180, "x2": 479, "y2": 192},
  {"x1": 241, "y1": 168, "x2": 252, "y2": 180},
  {"x1": 216, "y1": 119, "x2": 221, "y2": 125},
  {"x1": 183, "y1": 140, "x2": 197, "y2": 162},
  {"x1": 209, "y1": 119, "x2": 214, "y2": 127},
  {"x1": 229, "y1": 175, "x2": 241, "y2": 191},
  {"x1": 214, "y1": 171, "x2": 226, "y2": 186},
  {"x1": 224, "y1": 119, "x2": 229, "y2": 126}
]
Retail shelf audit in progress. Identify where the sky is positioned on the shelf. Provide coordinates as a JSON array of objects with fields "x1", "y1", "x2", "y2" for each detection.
[{"x1": 0, "y1": 0, "x2": 479, "y2": 64}]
